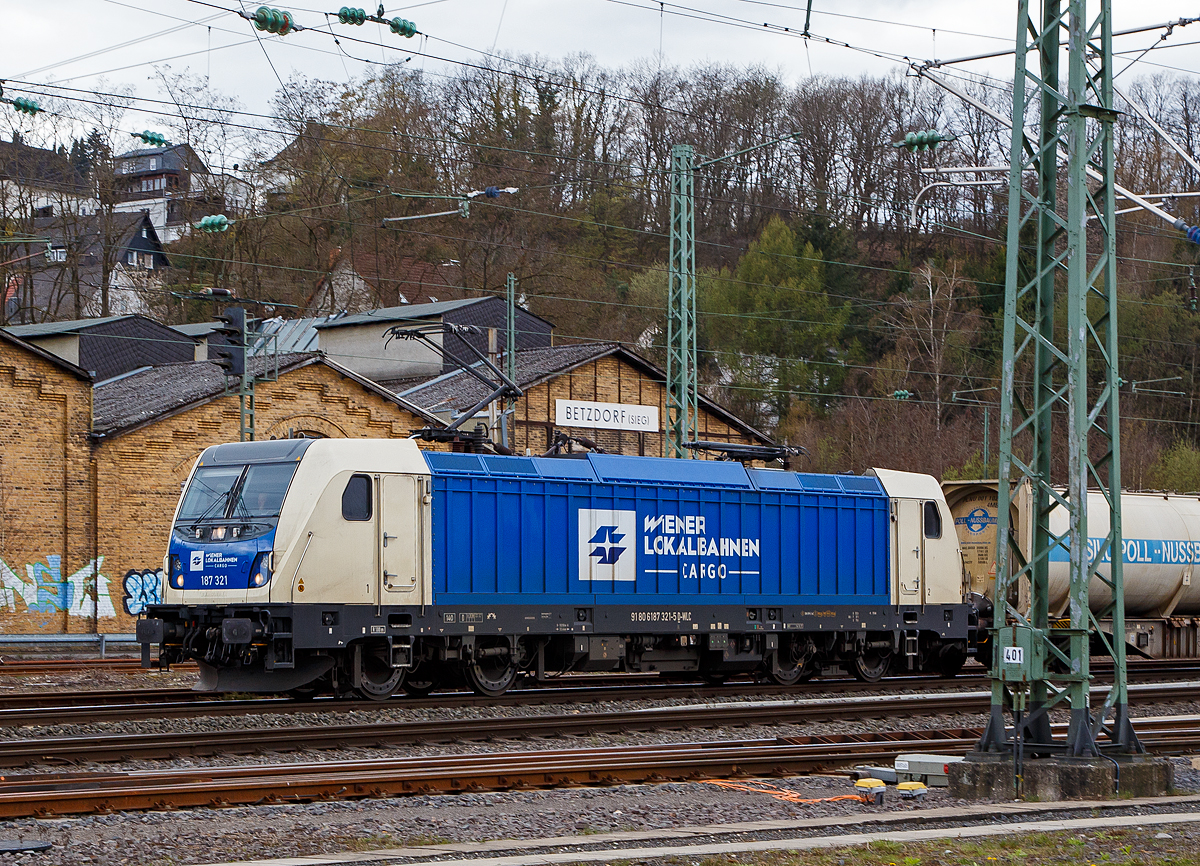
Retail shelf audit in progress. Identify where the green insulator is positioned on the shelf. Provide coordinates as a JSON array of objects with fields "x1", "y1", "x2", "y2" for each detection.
[
  {"x1": 389, "y1": 16, "x2": 416, "y2": 37},
  {"x1": 338, "y1": 6, "x2": 366, "y2": 24},
  {"x1": 254, "y1": 7, "x2": 294, "y2": 34},
  {"x1": 198, "y1": 214, "x2": 231, "y2": 233},
  {"x1": 253, "y1": 7, "x2": 276, "y2": 30},
  {"x1": 10, "y1": 97, "x2": 40, "y2": 116}
]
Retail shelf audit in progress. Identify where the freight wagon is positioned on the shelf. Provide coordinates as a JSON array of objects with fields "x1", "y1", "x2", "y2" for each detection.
[
  {"x1": 137, "y1": 439, "x2": 976, "y2": 698},
  {"x1": 944, "y1": 480, "x2": 1200, "y2": 660}
]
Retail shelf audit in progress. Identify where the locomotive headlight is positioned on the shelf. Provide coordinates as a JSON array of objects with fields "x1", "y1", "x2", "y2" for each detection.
[
  {"x1": 173, "y1": 573, "x2": 185, "y2": 588},
  {"x1": 250, "y1": 552, "x2": 273, "y2": 588}
]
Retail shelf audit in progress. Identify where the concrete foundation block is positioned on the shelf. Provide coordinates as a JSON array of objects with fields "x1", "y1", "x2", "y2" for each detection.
[
  {"x1": 948, "y1": 751, "x2": 1016, "y2": 800},
  {"x1": 948, "y1": 752, "x2": 1173, "y2": 801}
]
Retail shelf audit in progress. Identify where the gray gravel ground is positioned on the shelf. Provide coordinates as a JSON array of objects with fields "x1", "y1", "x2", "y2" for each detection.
[
  {"x1": 0, "y1": 774, "x2": 999, "y2": 865},
  {"x1": 1, "y1": 762, "x2": 1199, "y2": 866},
  {"x1": 0, "y1": 666, "x2": 196, "y2": 694},
  {"x1": 0, "y1": 667, "x2": 1197, "y2": 866}
]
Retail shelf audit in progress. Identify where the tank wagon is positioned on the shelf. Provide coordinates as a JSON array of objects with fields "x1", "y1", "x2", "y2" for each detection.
[
  {"x1": 945, "y1": 481, "x2": 1200, "y2": 659},
  {"x1": 137, "y1": 439, "x2": 976, "y2": 698}
]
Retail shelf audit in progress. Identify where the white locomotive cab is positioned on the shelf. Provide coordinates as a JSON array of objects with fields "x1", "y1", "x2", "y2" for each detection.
[
  {"x1": 872, "y1": 468, "x2": 963, "y2": 606},
  {"x1": 269, "y1": 439, "x2": 432, "y2": 607}
]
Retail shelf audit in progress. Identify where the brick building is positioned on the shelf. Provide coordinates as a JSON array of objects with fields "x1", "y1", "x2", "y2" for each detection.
[
  {"x1": 399, "y1": 342, "x2": 772, "y2": 457},
  {"x1": 0, "y1": 330, "x2": 96, "y2": 634},
  {"x1": 0, "y1": 343, "x2": 442, "y2": 636}
]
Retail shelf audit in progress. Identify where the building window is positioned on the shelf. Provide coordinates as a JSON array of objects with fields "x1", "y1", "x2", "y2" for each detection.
[
  {"x1": 341, "y1": 475, "x2": 372, "y2": 521},
  {"x1": 46, "y1": 247, "x2": 67, "y2": 263},
  {"x1": 149, "y1": 157, "x2": 158, "y2": 170},
  {"x1": 126, "y1": 251, "x2": 136, "y2": 266}
]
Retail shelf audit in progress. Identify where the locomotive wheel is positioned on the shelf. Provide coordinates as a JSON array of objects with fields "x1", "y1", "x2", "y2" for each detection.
[
  {"x1": 851, "y1": 650, "x2": 892, "y2": 683},
  {"x1": 937, "y1": 645, "x2": 967, "y2": 678},
  {"x1": 701, "y1": 672, "x2": 729, "y2": 686},
  {"x1": 355, "y1": 644, "x2": 403, "y2": 701},
  {"x1": 400, "y1": 663, "x2": 439, "y2": 697},
  {"x1": 768, "y1": 661, "x2": 815, "y2": 686},
  {"x1": 466, "y1": 638, "x2": 518, "y2": 697},
  {"x1": 769, "y1": 642, "x2": 816, "y2": 685}
]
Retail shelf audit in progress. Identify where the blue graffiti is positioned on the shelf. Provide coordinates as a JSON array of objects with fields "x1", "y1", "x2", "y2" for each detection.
[
  {"x1": 27, "y1": 555, "x2": 72, "y2": 613},
  {"x1": 0, "y1": 555, "x2": 116, "y2": 618},
  {"x1": 122, "y1": 569, "x2": 163, "y2": 616}
]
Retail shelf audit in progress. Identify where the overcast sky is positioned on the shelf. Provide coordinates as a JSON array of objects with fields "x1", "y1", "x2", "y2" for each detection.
[{"x1": 7, "y1": 1, "x2": 1200, "y2": 139}]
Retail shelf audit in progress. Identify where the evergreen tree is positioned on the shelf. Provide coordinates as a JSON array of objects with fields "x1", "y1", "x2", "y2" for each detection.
[{"x1": 702, "y1": 217, "x2": 850, "y2": 432}]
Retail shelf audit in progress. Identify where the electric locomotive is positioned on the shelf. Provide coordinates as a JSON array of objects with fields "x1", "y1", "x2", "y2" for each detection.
[{"x1": 137, "y1": 438, "x2": 976, "y2": 697}]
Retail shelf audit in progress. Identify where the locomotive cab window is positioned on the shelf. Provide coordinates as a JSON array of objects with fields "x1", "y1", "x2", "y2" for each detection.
[
  {"x1": 923, "y1": 501, "x2": 942, "y2": 539},
  {"x1": 342, "y1": 474, "x2": 373, "y2": 521}
]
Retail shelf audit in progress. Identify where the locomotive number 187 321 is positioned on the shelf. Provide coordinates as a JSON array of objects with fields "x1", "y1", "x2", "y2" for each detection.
[{"x1": 199, "y1": 575, "x2": 229, "y2": 587}]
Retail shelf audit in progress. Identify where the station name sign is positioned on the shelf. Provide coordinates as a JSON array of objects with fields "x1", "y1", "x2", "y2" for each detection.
[{"x1": 555, "y1": 399, "x2": 659, "y2": 433}]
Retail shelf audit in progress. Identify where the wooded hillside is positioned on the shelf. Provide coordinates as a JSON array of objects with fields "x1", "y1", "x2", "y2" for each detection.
[{"x1": 6, "y1": 59, "x2": 1200, "y2": 486}]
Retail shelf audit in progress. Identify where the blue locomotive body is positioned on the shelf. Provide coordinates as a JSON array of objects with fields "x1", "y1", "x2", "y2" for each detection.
[
  {"x1": 427, "y1": 451, "x2": 890, "y2": 607},
  {"x1": 138, "y1": 439, "x2": 973, "y2": 697}
]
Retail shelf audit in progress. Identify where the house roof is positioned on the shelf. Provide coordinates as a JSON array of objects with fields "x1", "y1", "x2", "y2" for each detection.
[
  {"x1": 31, "y1": 211, "x2": 166, "y2": 261},
  {"x1": 5, "y1": 314, "x2": 197, "y2": 381},
  {"x1": 113, "y1": 142, "x2": 208, "y2": 175},
  {"x1": 0, "y1": 328, "x2": 91, "y2": 380},
  {"x1": 0, "y1": 139, "x2": 88, "y2": 195},
  {"x1": 397, "y1": 342, "x2": 774, "y2": 446},
  {"x1": 92, "y1": 353, "x2": 444, "y2": 438},
  {"x1": 313, "y1": 298, "x2": 488, "y2": 330},
  {"x1": 5, "y1": 315, "x2": 135, "y2": 338},
  {"x1": 254, "y1": 313, "x2": 347, "y2": 353}
]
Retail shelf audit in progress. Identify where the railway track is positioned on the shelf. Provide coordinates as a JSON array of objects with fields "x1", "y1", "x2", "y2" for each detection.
[
  {"x1": 0, "y1": 675, "x2": 976, "y2": 722},
  {"x1": 0, "y1": 657, "x2": 202, "y2": 676},
  {"x1": 2, "y1": 715, "x2": 1199, "y2": 818},
  {"x1": 1, "y1": 656, "x2": 1195, "y2": 724},
  {"x1": 3, "y1": 682, "x2": 1200, "y2": 767}
]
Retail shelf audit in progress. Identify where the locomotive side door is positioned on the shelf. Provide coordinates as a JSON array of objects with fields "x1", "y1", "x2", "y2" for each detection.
[
  {"x1": 381, "y1": 473, "x2": 423, "y2": 604},
  {"x1": 894, "y1": 498, "x2": 923, "y2": 603}
]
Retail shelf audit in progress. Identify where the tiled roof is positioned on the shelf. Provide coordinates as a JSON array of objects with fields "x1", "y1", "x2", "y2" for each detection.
[
  {"x1": 93, "y1": 354, "x2": 315, "y2": 436},
  {"x1": 397, "y1": 342, "x2": 774, "y2": 446},
  {"x1": 6, "y1": 314, "x2": 197, "y2": 382},
  {"x1": 5, "y1": 315, "x2": 133, "y2": 337},
  {"x1": 93, "y1": 353, "x2": 444, "y2": 438},
  {"x1": 399, "y1": 343, "x2": 619, "y2": 414},
  {"x1": 31, "y1": 211, "x2": 164, "y2": 261}
]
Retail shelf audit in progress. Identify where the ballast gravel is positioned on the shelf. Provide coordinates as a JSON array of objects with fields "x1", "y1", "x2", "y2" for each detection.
[
  {"x1": 0, "y1": 666, "x2": 1197, "y2": 865},
  {"x1": 0, "y1": 762, "x2": 1197, "y2": 866}
]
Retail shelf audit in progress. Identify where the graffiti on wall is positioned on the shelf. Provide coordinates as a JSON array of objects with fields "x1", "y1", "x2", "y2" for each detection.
[
  {"x1": 0, "y1": 555, "x2": 117, "y2": 618},
  {"x1": 121, "y1": 569, "x2": 163, "y2": 615}
]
